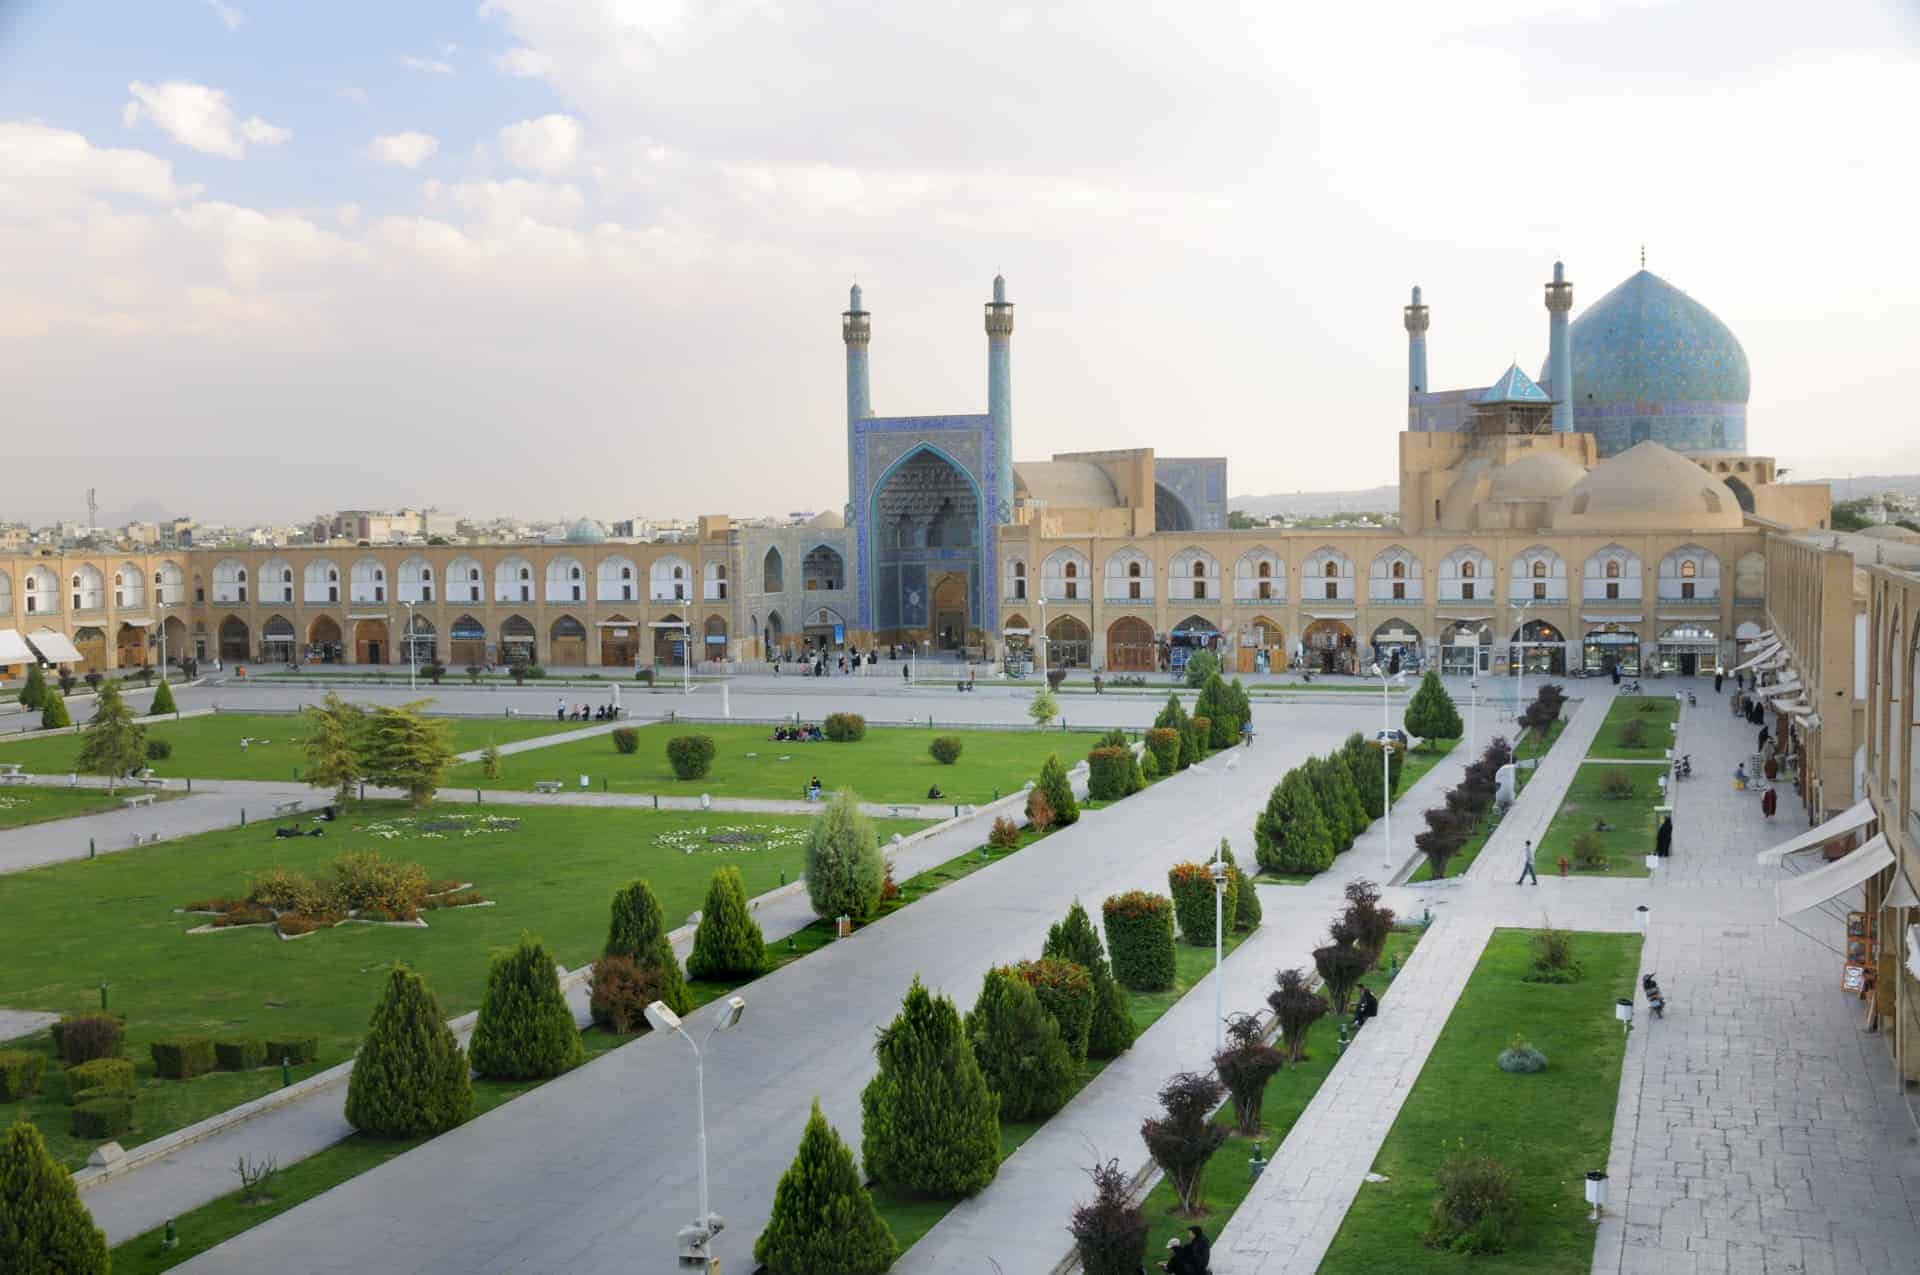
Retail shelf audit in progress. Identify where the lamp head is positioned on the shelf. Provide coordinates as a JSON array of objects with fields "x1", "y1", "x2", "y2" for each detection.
[
  {"x1": 718, "y1": 995, "x2": 746, "y2": 1030},
  {"x1": 643, "y1": 1000, "x2": 682, "y2": 1034},
  {"x1": 1209, "y1": 859, "x2": 1229, "y2": 884},
  {"x1": 1369, "y1": 662, "x2": 1382, "y2": 677}
]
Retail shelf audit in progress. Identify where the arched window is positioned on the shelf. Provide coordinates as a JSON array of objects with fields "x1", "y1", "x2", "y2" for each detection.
[
  {"x1": 1532, "y1": 561, "x2": 1545, "y2": 578},
  {"x1": 1462, "y1": 561, "x2": 1476, "y2": 579},
  {"x1": 1130, "y1": 561, "x2": 1144, "y2": 578},
  {"x1": 1324, "y1": 562, "x2": 1337, "y2": 578},
  {"x1": 1606, "y1": 561, "x2": 1621, "y2": 579}
]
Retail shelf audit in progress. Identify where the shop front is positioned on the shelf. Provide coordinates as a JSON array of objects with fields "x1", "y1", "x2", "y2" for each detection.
[
  {"x1": 1439, "y1": 620, "x2": 1492, "y2": 675},
  {"x1": 1242, "y1": 616, "x2": 1285, "y2": 675},
  {"x1": 1168, "y1": 616, "x2": 1220, "y2": 676},
  {"x1": 1370, "y1": 619, "x2": 1423, "y2": 675},
  {"x1": 1046, "y1": 614, "x2": 1091, "y2": 670},
  {"x1": 1583, "y1": 623, "x2": 1641, "y2": 676},
  {"x1": 1657, "y1": 622, "x2": 1719, "y2": 676},
  {"x1": 1106, "y1": 616, "x2": 1155, "y2": 673},
  {"x1": 1002, "y1": 616, "x2": 1033, "y2": 676},
  {"x1": 1512, "y1": 619, "x2": 1567, "y2": 675},
  {"x1": 1303, "y1": 617, "x2": 1357, "y2": 674}
]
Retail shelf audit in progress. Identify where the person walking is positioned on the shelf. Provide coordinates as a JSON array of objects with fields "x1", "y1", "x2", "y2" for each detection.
[
  {"x1": 1714, "y1": 670, "x2": 1724, "y2": 694},
  {"x1": 1656, "y1": 814, "x2": 1673, "y2": 857},
  {"x1": 1516, "y1": 838, "x2": 1539, "y2": 885},
  {"x1": 1762, "y1": 785, "x2": 1778, "y2": 819},
  {"x1": 1757, "y1": 724, "x2": 1770, "y2": 753}
]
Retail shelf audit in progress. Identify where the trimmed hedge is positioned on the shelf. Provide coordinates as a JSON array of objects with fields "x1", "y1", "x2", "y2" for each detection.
[
  {"x1": 1102, "y1": 891, "x2": 1177, "y2": 991},
  {"x1": 265, "y1": 1036, "x2": 318, "y2": 1066},
  {"x1": 51, "y1": 1014, "x2": 123, "y2": 1066},
  {"x1": 823, "y1": 712, "x2": 867, "y2": 742},
  {"x1": 1167, "y1": 859, "x2": 1237, "y2": 947},
  {"x1": 1085, "y1": 746, "x2": 1133, "y2": 802},
  {"x1": 146, "y1": 737, "x2": 174, "y2": 761},
  {"x1": 0, "y1": 1049, "x2": 45, "y2": 1101},
  {"x1": 1005, "y1": 958, "x2": 1095, "y2": 1063},
  {"x1": 611, "y1": 727, "x2": 640, "y2": 754},
  {"x1": 666, "y1": 734, "x2": 716, "y2": 780},
  {"x1": 929, "y1": 735, "x2": 963, "y2": 765},
  {"x1": 66, "y1": 1058, "x2": 135, "y2": 1101},
  {"x1": 149, "y1": 678, "x2": 177, "y2": 714},
  {"x1": 964, "y1": 969, "x2": 1076, "y2": 1121},
  {"x1": 150, "y1": 1036, "x2": 216, "y2": 1080},
  {"x1": 1144, "y1": 728, "x2": 1181, "y2": 777},
  {"x1": 215, "y1": 1039, "x2": 269, "y2": 1072},
  {"x1": 1042, "y1": 901, "x2": 1136, "y2": 1058},
  {"x1": 71, "y1": 1096, "x2": 134, "y2": 1140}
]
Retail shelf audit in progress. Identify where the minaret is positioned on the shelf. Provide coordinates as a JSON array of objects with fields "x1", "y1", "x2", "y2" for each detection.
[
  {"x1": 984, "y1": 275, "x2": 1014, "y2": 522},
  {"x1": 1544, "y1": 260, "x2": 1573, "y2": 433},
  {"x1": 843, "y1": 283, "x2": 872, "y2": 522},
  {"x1": 1403, "y1": 285, "x2": 1430, "y2": 397}
]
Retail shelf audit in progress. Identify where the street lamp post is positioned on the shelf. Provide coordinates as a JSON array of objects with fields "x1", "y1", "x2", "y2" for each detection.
[
  {"x1": 401, "y1": 601, "x2": 417, "y2": 691},
  {"x1": 1370, "y1": 663, "x2": 1406, "y2": 870},
  {"x1": 1035, "y1": 595, "x2": 1048, "y2": 686},
  {"x1": 1192, "y1": 754, "x2": 1241, "y2": 1050},
  {"x1": 645, "y1": 996, "x2": 746, "y2": 1267},
  {"x1": 1469, "y1": 675, "x2": 1479, "y2": 750}
]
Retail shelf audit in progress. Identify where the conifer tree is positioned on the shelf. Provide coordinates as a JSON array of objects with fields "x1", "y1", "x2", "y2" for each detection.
[
  {"x1": 860, "y1": 977, "x2": 1000, "y2": 1198},
  {"x1": 754, "y1": 1100, "x2": 899, "y2": 1275},
  {"x1": 359, "y1": 702, "x2": 456, "y2": 806},
  {"x1": 302, "y1": 690, "x2": 365, "y2": 806},
  {"x1": 1341, "y1": 732, "x2": 1386, "y2": 819},
  {"x1": 687, "y1": 866, "x2": 767, "y2": 981},
  {"x1": 1193, "y1": 672, "x2": 1238, "y2": 748},
  {"x1": 1043, "y1": 900, "x2": 1136, "y2": 1057},
  {"x1": 1028, "y1": 687, "x2": 1060, "y2": 727},
  {"x1": 345, "y1": 966, "x2": 472, "y2": 1137},
  {"x1": 804, "y1": 789, "x2": 886, "y2": 921},
  {"x1": 1218, "y1": 839, "x2": 1263, "y2": 931},
  {"x1": 1304, "y1": 757, "x2": 1354, "y2": 851},
  {"x1": 19, "y1": 663, "x2": 46, "y2": 711},
  {"x1": 1036, "y1": 752, "x2": 1079, "y2": 827},
  {"x1": 1152, "y1": 693, "x2": 1194, "y2": 771},
  {"x1": 74, "y1": 679, "x2": 146, "y2": 794},
  {"x1": 603, "y1": 879, "x2": 692, "y2": 1014},
  {"x1": 964, "y1": 969, "x2": 1076, "y2": 1120},
  {"x1": 39, "y1": 690, "x2": 69, "y2": 731},
  {"x1": 0, "y1": 1118, "x2": 110, "y2": 1272},
  {"x1": 470, "y1": 934, "x2": 583, "y2": 1080},
  {"x1": 148, "y1": 677, "x2": 177, "y2": 716},
  {"x1": 1326, "y1": 751, "x2": 1370, "y2": 844},
  {"x1": 1253, "y1": 768, "x2": 1334, "y2": 874},
  {"x1": 1403, "y1": 669, "x2": 1464, "y2": 749}
]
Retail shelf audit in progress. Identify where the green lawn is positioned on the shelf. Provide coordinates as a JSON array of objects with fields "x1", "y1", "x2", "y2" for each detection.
[
  {"x1": 1540, "y1": 766, "x2": 1657, "y2": 878},
  {"x1": 1398, "y1": 737, "x2": 1459, "y2": 794},
  {"x1": 1406, "y1": 719, "x2": 1564, "y2": 883},
  {"x1": 0, "y1": 802, "x2": 925, "y2": 1168},
  {"x1": 0, "y1": 785, "x2": 178, "y2": 829},
  {"x1": 1138, "y1": 929, "x2": 1423, "y2": 1256},
  {"x1": 1319, "y1": 929, "x2": 1641, "y2": 1274},
  {"x1": 0, "y1": 713, "x2": 578, "y2": 783},
  {"x1": 1586, "y1": 695, "x2": 1679, "y2": 761},
  {"x1": 448, "y1": 721, "x2": 1107, "y2": 805}
]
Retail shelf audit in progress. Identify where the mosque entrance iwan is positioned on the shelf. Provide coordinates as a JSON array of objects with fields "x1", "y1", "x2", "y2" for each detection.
[{"x1": 870, "y1": 446, "x2": 982, "y2": 649}]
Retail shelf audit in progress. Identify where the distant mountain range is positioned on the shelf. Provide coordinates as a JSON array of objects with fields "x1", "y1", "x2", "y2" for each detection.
[{"x1": 1229, "y1": 473, "x2": 1920, "y2": 519}]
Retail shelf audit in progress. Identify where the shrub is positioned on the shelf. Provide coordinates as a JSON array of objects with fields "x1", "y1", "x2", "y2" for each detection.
[
  {"x1": 1085, "y1": 746, "x2": 1132, "y2": 801},
  {"x1": 1028, "y1": 687, "x2": 1060, "y2": 727},
  {"x1": 215, "y1": 904, "x2": 275, "y2": 927},
  {"x1": 1424, "y1": 1146, "x2": 1516, "y2": 1254},
  {"x1": 1144, "y1": 727, "x2": 1181, "y2": 777},
  {"x1": 928, "y1": 735, "x2": 963, "y2": 765},
  {"x1": 1219, "y1": 840, "x2": 1263, "y2": 932},
  {"x1": 1254, "y1": 767, "x2": 1334, "y2": 875},
  {"x1": 987, "y1": 816, "x2": 1021, "y2": 850},
  {"x1": 860, "y1": 977, "x2": 1001, "y2": 1198},
  {"x1": 20, "y1": 664, "x2": 46, "y2": 710},
  {"x1": 214, "y1": 1039, "x2": 268, "y2": 1072},
  {"x1": 71, "y1": 1096, "x2": 134, "y2": 1140},
  {"x1": 1140, "y1": 1070, "x2": 1230, "y2": 1216},
  {"x1": 1071, "y1": 1157, "x2": 1150, "y2": 1275},
  {"x1": 275, "y1": 915, "x2": 320, "y2": 937},
  {"x1": 588, "y1": 955, "x2": 674, "y2": 1033},
  {"x1": 1619, "y1": 716, "x2": 1650, "y2": 749},
  {"x1": 52, "y1": 1014, "x2": 123, "y2": 1066},
  {"x1": 602, "y1": 880, "x2": 692, "y2": 1014},
  {"x1": 264, "y1": 1036, "x2": 318, "y2": 1066},
  {"x1": 1404, "y1": 669, "x2": 1464, "y2": 745},
  {"x1": 331, "y1": 850, "x2": 428, "y2": 919},
  {"x1": 823, "y1": 711, "x2": 867, "y2": 742},
  {"x1": 1193, "y1": 671, "x2": 1237, "y2": 747},
  {"x1": 40, "y1": 691, "x2": 70, "y2": 730},
  {"x1": 150, "y1": 1036, "x2": 216, "y2": 1079},
  {"x1": 345, "y1": 966, "x2": 472, "y2": 1138},
  {"x1": 756, "y1": 1099, "x2": 899, "y2": 1275},
  {"x1": 1303, "y1": 757, "x2": 1355, "y2": 852},
  {"x1": 1341, "y1": 879, "x2": 1396, "y2": 963},
  {"x1": 1601, "y1": 769, "x2": 1635, "y2": 800},
  {"x1": 803, "y1": 790, "x2": 886, "y2": 922},
  {"x1": 0, "y1": 1119, "x2": 111, "y2": 1269},
  {"x1": 611, "y1": 727, "x2": 640, "y2": 754},
  {"x1": 522, "y1": 664, "x2": 547, "y2": 679},
  {"x1": 1313, "y1": 937, "x2": 1371, "y2": 1016},
  {"x1": 1139, "y1": 749, "x2": 1161, "y2": 782},
  {"x1": 481, "y1": 742, "x2": 502, "y2": 779},
  {"x1": 1524, "y1": 924, "x2": 1585, "y2": 983},
  {"x1": 1497, "y1": 1035, "x2": 1549, "y2": 1073},
  {"x1": 1102, "y1": 891, "x2": 1176, "y2": 991},
  {"x1": 1214, "y1": 1013, "x2": 1286, "y2": 1135},
  {"x1": 686, "y1": 866, "x2": 767, "y2": 981},
  {"x1": 1570, "y1": 832, "x2": 1610, "y2": 872},
  {"x1": 470, "y1": 934, "x2": 584, "y2": 1080},
  {"x1": 1006, "y1": 957, "x2": 1095, "y2": 1062},
  {"x1": 1044, "y1": 900, "x2": 1136, "y2": 1058},
  {"x1": 1036, "y1": 752, "x2": 1079, "y2": 827},
  {"x1": 1188, "y1": 716, "x2": 1211, "y2": 762},
  {"x1": 146, "y1": 737, "x2": 173, "y2": 761},
  {"x1": 147, "y1": 679, "x2": 176, "y2": 715},
  {"x1": 1025, "y1": 786, "x2": 1056, "y2": 834},
  {"x1": 965, "y1": 968, "x2": 1077, "y2": 1120},
  {"x1": 1167, "y1": 860, "x2": 1237, "y2": 947},
  {"x1": 66, "y1": 1058, "x2": 135, "y2": 1100},
  {"x1": 422, "y1": 663, "x2": 446, "y2": 685},
  {"x1": 1267, "y1": 967, "x2": 1329, "y2": 1064},
  {"x1": 0, "y1": 1050, "x2": 45, "y2": 1101},
  {"x1": 247, "y1": 867, "x2": 333, "y2": 916},
  {"x1": 666, "y1": 734, "x2": 716, "y2": 780}
]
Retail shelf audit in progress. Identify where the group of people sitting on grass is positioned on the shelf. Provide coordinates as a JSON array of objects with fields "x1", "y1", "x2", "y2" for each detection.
[
  {"x1": 771, "y1": 722, "x2": 825, "y2": 742},
  {"x1": 556, "y1": 703, "x2": 623, "y2": 722}
]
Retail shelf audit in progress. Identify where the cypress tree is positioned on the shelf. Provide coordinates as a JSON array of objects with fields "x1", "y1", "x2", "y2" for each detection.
[
  {"x1": 1218, "y1": 839, "x2": 1263, "y2": 931},
  {"x1": 687, "y1": 866, "x2": 767, "y2": 981},
  {"x1": 1304, "y1": 757, "x2": 1354, "y2": 851},
  {"x1": 860, "y1": 977, "x2": 1000, "y2": 1198},
  {"x1": 1036, "y1": 752, "x2": 1079, "y2": 827},
  {"x1": 804, "y1": 789, "x2": 886, "y2": 921},
  {"x1": 964, "y1": 969, "x2": 1076, "y2": 1121},
  {"x1": 1342, "y1": 732, "x2": 1386, "y2": 819},
  {"x1": 603, "y1": 880, "x2": 691, "y2": 1014},
  {"x1": 39, "y1": 691, "x2": 69, "y2": 731},
  {"x1": 345, "y1": 966, "x2": 472, "y2": 1137},
  {"x1": 1043, "y1": 900, "x2": 1136, "y2": 1057},
  {"x1": 1403, "y1": 669, "x2": 1464, "y2": 748},
  {"x1": 1194, "y1": 672, "x2": 1238, "y2": 748},
  {"x1": 470, "y1": 934, "x2": 583, "y2": 1080},
  {"x1": 0, "y1": 1118, "x2": 109, "y2": 1272},
  {"x1": 1253, "y1": 768, "x2": 1334, "y2": 875},
  {"x1": 754, "y1": 1100, "x2": 899, "y2": 1275},
  {"x1": 1327, "y1": 752, "x2": 1370, "y2": 843},
  {"x1": 19, "y1": 664, "x2": 46, "y2": 711},
  {"x1": 148, "y1": 677, "x2": 177, "y2": 715}
]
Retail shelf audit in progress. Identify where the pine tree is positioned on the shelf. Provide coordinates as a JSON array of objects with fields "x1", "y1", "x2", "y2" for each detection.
[
  {"x1": 602, "y1": 880, "x2": 692, "y2": 1014},
  {"x1": 73, "y1": 679, "x2": 146, "y2": 794},
  {"x1": 1304, "y1": 757, "x2": 1354, "y2": 851},
  {"x1": 344, "y1": 966, "x2": 473, "y2": 1137},
  {"x1": 1404, "y1": 669, "x2": 1464, "y2": 749},
  {"x1": 148, "y1": 677, "x2": 177, "y2": 715},
  {"x1": 39, "y1": 691, "x2": 69, "y2": 731},
  {"x1": 687, "y1": 866, "x2": 767, "y2": 981},
  {"x1": 1043, "y1": 900, "x2": 1136, "y2": 1057},
  {"x1": 754, "y1": 1100, "x2": 899, "y2": 1275},
  {"x1": 1326, "y1": 751, "x2": 1370, "y2": 845},
  {"x1": 0, "y1": 1118, "x2": 110, "y2": 1272},
  {"x1": 470, "y1": 934, "x2": 584, "y2": 1080},
  {"x1": 1193, "y1": 672, "x2": 1238, "y2": 748},
  {"x1": 1341, "y1": 732, "x2": 1386, "y2": 820},
  {"x1": 19, "y1": 664, "x2": 46, "y2": 711},
  {"x1": 301, "y1": 690, "x2": 365, "y2": 806},
  {"x1": 1036, "y1": 752, "x2": 1079, "y2": 827},
  {"x1": 1218, "y1": 839, "x2": 1263, "y2": 931},
  {"x1": 860, "y1": 977, "x2": 1001, "y2": 1198},
  {"x1": 964, "y1": 968, "x2": 1076, "y2": 1120},
  {"x1": 359, "y1": 702, "x2": 456, "y2": 806},
  {"x1": 1253, "y1": 768, "x2": 1334, "y2": 875},
  {"x1": 804, "y1": 789, "x2": 885, "y2": 922}
]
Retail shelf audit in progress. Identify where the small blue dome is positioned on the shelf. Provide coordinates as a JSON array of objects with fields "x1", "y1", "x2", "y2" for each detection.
[
  {"x1": 565, "y1": 517, "x2": 607, "y2": 544},
  {"x1": 1542, "y1": 269, "x2": 1750, "y2": 457}
]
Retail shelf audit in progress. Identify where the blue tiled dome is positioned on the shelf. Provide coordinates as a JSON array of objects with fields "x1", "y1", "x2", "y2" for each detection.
[
  {"x1": 1541, "y1": 269, "x2": 1749, "y2": 457},
  {"x1": 565, "y1": 517, "x2": 607, "y2": 544}
]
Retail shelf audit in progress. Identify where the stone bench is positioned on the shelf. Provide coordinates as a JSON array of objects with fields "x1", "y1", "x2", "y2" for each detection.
[
  {"x1": 0, "y1": 771, "x2": 30, "y2": 785},
  {"x1": 122, "y1": 794, "x2": 157, "y2": 809},
  {"x1": 533, "y1": 780, "x2": 563, "y2": 794}
]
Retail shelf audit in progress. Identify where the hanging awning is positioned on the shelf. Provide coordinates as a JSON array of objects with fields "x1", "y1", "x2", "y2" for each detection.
[
  {"x1": 1755, "y1": 677, "x2": 1803, "y2": 700},
  {"x1": 1741, "y1": 629, "x2": 1776, "y2": 644},
  {"x1": 0, "y1": 629, "x2": 35, "y2": 664},
  {"x1": 1908, "y1": 926, "x2": 1920, "y2": 981},
  {"x1": 1776, "y1": 834, "x2": 1892, "y2": 919},
  {"x1": 1774, "y1": 698, "x2": 1812, "y2": 713},
  {"x1": 1756, "y1": 797, "x2": 1875, "y2": 865},
  {"x1": 1732, "y1": 643, "x2": 1780, "y2": 671},
  {"x1": 119, "y1": 617, "x2": 153, "y2": 628},
  {"x1": 26, "y1": 629, "x2": 83, "y2": 663},
  {"x1": 1887, "y1": 876, "x2": 1920, "y2": 909},
  {"x1": 1001, "y1": 626, "x2": 1031, "y2": 636}
]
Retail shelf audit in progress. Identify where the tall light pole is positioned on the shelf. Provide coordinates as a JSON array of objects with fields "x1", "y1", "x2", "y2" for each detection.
[
  {"x1": 646, "y1": 996, "x2": 746, "y2": 1267},
  {"x1": 1035, "y1": 594, "x2": 1049, "y2": 685},
  {"x1": 1371, "y1": 663, "x2": 1406, "y2": 870},
  {"x1": 401, "y1": 601, "x2": 417, "y2": 691},
  {"x1": 1192, "y1": 754, "x2": 1240, "y2": 1051},
  {"x1": 1469, "y1": 675, "x2": 1479, "y2": 750}
]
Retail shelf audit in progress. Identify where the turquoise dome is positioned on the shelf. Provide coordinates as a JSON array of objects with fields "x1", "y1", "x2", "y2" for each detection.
[
  {"x1": 1541, "y1": 269, "x2": 1749, "y2": 457},
  {"x1": 565, "y1": 517, "x2": 607, "y2": 544}
]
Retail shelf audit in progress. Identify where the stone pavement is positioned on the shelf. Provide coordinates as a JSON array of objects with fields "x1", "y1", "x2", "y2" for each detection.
[{"x1": 0, "y1": 785, "x2": 309, "y2": 875}]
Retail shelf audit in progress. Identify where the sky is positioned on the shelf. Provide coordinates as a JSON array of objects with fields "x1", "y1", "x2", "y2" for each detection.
[{"x1": 2, "y1": 0, "x2": 1917, "y2": 526}]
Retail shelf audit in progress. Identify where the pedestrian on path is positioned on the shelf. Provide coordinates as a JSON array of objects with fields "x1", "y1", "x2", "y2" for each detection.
[
  {"x1": 1516, "y1": 838, "x2": 1538, "y2": 885},
  {"x1": 1656, "y1": 814, "x2": 1673, "y2": 857},
  {"x1": 1762, "y1": 785, "x2": 1778, "y2": 819},
  {"x1": 1715, "y1": 670, "x2": 1724, "y2": 693}
]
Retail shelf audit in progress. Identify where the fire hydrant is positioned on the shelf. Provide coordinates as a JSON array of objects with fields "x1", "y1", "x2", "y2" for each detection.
[{"x1": 1557, "y1": 856, "x2": 1571, "y2": 877}]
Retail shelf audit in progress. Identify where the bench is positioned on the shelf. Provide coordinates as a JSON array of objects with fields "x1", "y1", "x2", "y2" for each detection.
[
  {"x1": 138, "y1": 776, "x2": 166, "y2": 790},
  {"x1": 0, "y1": 763, "x2": 22, "y2": 777},
  {"x1": 0, "y1": 771, "x2": 29, "y2": 785},
  {"x1": 122, "y1": 794, "x2": 157, "y2": 809},
  {"x1": 272, "y1": 799, "x2": 303, "y2": 817},
  {"x1": 533, "y1": 780, "x2": 563, "y2": 794},
  {"x1": 887, "y1": 805, "x2": 918, "y2": 818}
]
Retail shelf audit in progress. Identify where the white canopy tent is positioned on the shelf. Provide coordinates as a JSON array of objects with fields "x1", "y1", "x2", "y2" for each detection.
[
  {"x1": 1775, "y1": 834, "x2": 1892, "y2": 921},
  {"x1": 1755, "y1": 677, "x2": 1803, "y2": 700},
  {"x1": 1740, "y1": 629, "x2": 1776, "y2": 644},
  {"x1": 1732, "y1": 642, "x2": 1780, "y2": 672},
  {"x1": 1755, "y1": 798, "x2": 1876, "y2": 866},
  {"x1": 0, "y1": 629, "x2": 35, "y2": 665},
  {"x1": 26, "y1": 629, "x2": 83, "y2": 664}
]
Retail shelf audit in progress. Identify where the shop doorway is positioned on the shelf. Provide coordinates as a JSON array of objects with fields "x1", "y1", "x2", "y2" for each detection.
[
  {"x1": 600, "y1": 617, "x2": 637, "y2": 667},
  {"x1": 931, "y1": 574, "x2": 968, "y2": 651},
  {"x1": 1106, "y1": 616, "x2": 1156, "y2": 672},
  {"x1": 353, "y1": 619, "x2": 388, "y2": 666},
  {"x1": 1303, "y1": 619, "x2": 1355, "y2": 674},
  {"x1": 1583, "y1": 625, "x2": 1641, "y2": 677},
  {"x1": 1046, "y1": 615, "x2": 1091, "y2": 669},
  {"x1": 1512, "y1": 619, "x2": 1566, "y2": 675},
  {"x1": 308, "y1": 616, "x2": 344, "y2": 664}
]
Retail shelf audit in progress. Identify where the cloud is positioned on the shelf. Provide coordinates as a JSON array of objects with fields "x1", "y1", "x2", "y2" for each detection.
[
  {"x1": 402, "y1": 55, "x2": 455, "y2": 75},
  {"x1": 122, "y1": 81, "x2": 290, "y2": 158},
  {"x1": 368, "y1": 132, "x2": 439, "y2": 170},
  {"x1": 425, "y1": 177, "x2": 587, "y2": 226},
  {"x1": 203, "y1": 0, "x2": 244, "y2": 30},
  {"x1": 498, "y1": 114, "x2": 582, "y2": 176},
  {"x1": 0, "y1": 121, "x2": 198, "y2": 216},
  {"x1": 493, "y1": 47, "x2": 551, "y2": 78}
]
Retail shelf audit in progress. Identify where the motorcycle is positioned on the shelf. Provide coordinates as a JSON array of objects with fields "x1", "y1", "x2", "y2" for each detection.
[
  {"x1": 1621, "y1": 680, "x2": 1643, "y2": 694},
  {"x1": 1685, "y1": 690, "x2": 1698, "y2": 706},
  {"x1": 1671, "y1": 754, "x2": 1692, "y2": 781},
  {"x1": 1642, "y1": 972, "x2": 1666, "y2": 1019}
]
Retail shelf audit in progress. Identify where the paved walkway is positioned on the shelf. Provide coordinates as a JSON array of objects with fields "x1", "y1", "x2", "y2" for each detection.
[{"x1": 0, "y1": 786, "x2": 309, "y2": 875}]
